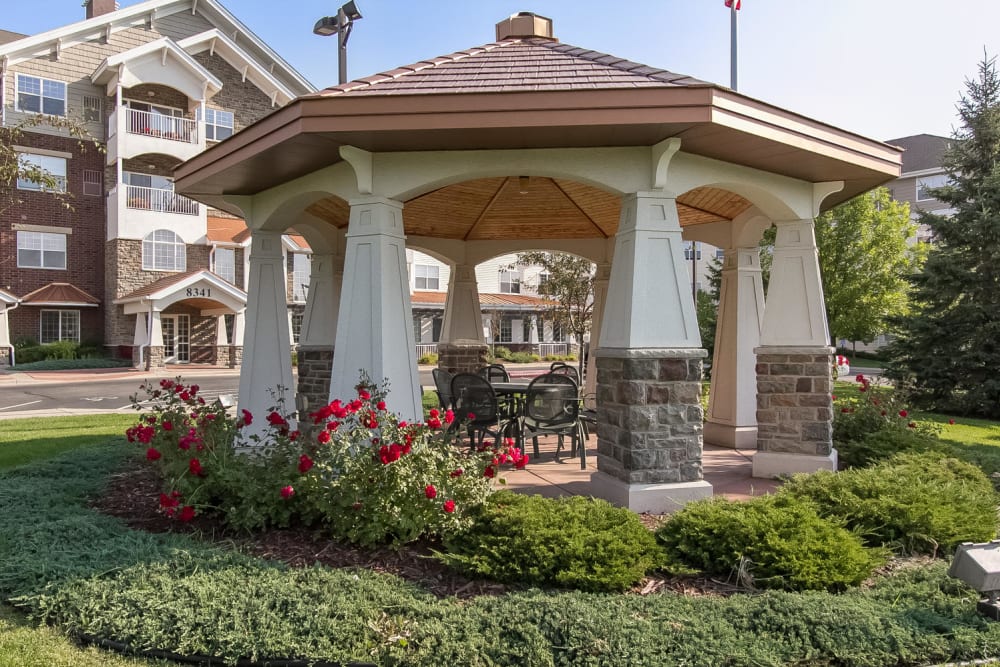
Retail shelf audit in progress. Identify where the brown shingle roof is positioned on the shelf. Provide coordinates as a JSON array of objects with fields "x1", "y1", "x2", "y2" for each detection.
[
  {"x1": 20, "y1": 283, "x2": 99, "y2": 306},
  {"x1": 117, "y1": 271, "x2": 206, "y2": 301},
  {"x1": 411, "y1": 291, "x2": 552, "y2": 308},
  {"x1": 207, "y1": 216, "x2": 249, "y2": 244},
  {"x1": 312, "y1": 38, "x2": 711, "y2": 97},
  {"x1": 0, "y1": 29, "x2": 27, "y2": 46},
  {"x1": 886, "y1": 134, "x2": 951, "y2": 174}
]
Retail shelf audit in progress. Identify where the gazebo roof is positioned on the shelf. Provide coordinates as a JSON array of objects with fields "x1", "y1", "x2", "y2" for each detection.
[{"x1": 175, "y1": 13, "x2": 902, "y2": 232}]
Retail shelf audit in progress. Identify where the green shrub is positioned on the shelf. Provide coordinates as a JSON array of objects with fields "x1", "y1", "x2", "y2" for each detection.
[
  {"x1": 11, "y1": 358, "x2": 132, "y2": 371},
  {"x1": 656, "y1": 494, "x2": 884, "y2": 592},
  {"x1": 838, "y1": 427, "x2": 946, "y2": 468},
  {"x1": 507, "y1": 352, "x2": 539, "y2": 363},
  {"x1": 833, "y1": 377, "x2": 940, "y2": 445},
  {"x1": 417, "y1": 352, "x2": 439, "y2": 365},
  {"x1": 781, "y1": 452, "x2": 998, "y2": 555},
  {"x1": 14, "y1": 341, "x2": 85, "y2": 365},
  {"x1": 439, "y1": 491, "x2": 664, "y2": 592},
  {"x1": 491, "y1": 346, "x2": 512, "y2": 361}
]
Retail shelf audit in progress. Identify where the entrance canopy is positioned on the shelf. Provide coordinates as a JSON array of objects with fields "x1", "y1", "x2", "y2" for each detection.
[{"x1": 114, "y1": 270, "x2": 246, "y2": 315}]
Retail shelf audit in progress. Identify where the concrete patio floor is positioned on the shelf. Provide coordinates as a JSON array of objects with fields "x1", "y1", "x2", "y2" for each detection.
[{"x1": 503, "y1": 435, "x2": 781, "y2": 508}]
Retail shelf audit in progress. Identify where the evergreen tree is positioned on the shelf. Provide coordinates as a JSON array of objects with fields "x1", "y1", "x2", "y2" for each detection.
[{"x1": 887, "y1": 56, "x2": 1000, "y2": 417}]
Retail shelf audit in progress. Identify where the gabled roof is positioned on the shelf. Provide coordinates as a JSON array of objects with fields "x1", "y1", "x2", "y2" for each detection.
[
  {"x1": 92, "y1": 36, "x2": 223, "y2": 99},
  {"x1": 0, "y1": 29, "x2": 27, "y2": 46},
  {"x1": 313, "y1": 38, "x2": 711, "y2": 98},
  {"x1": 0, "y1": 0, "x2": 313, "y2": 95},
  {"x1": 411, "y1": 291, "x2": 552, "y2": 310},
  {"x1": 886, "y1": 134, "x2": 952, "y2": 175},
  {"x1": 114, "y1": 269, "x2": 245, "y2": 303},
  {"x1": 20, "y1": 283, "x2": 100, "y2": 307},
  {"x1": 207, "y1": 215, "x2": 248, "y2": 244}
]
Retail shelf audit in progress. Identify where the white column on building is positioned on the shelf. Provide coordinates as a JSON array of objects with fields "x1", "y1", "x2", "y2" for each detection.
[
  {"x1": 149, "y1": 311, "x2": 164, "y2": 347},
  {"x1": 584, "y1": 262, "x2": 611, "y2": 405},
  {"x1": 238, "y1": 230, "x2": 295, "y2": 434},
  {"x1": 440, "y1": 263, "x2": 487, "y2": 345},
  {"x1": 704, "y1": 246, "x2": 765, "y2": 448},
  {"x1": 215, "y1": 315, "x2": 229, "y2": 345},
  {"x1": 528, "y1": 314, "x2": 539, "y2": 344},
  {"x1": 300, "y1": 252, "x2": 342, "y2": 346},
  {"x1": 329, "y1": 196, "x2": 421, "y2": 419},
  {"x1": 233, "y1": 309, "x2": 245, "y2": 346}
]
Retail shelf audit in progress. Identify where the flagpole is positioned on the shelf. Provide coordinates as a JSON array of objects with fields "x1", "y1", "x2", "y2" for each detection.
[{"x1": 730, "y1": 3, "x2": 738, "y2": 90}]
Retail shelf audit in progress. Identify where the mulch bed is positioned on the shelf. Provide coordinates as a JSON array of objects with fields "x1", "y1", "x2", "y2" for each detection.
[{"x1": 91, "y1": 456, "x2": 749, "y2": 599}]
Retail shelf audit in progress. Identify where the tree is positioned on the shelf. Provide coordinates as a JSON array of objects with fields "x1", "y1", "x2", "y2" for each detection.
[{"x1": 886, "y1": 56, "x2": 1000, "y2": 417}]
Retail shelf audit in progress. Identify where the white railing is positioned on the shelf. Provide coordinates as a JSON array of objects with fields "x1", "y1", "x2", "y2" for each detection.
[
  {"x1": 538, "y1": 343, "x2": 568, "y2": 357},
  {"x1": 125, "y1": 108, "x2": 197, "y2": 143},
  {"x1": 125, "y1": 184, "x2": 199, "y2": 215},
  {"x1": 416, "y1": 344, "x2": 438, "y2": 357}
]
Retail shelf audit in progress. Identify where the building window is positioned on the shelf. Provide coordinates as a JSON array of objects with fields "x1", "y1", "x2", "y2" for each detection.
[
  {"x1": 83, "y1": 95, "x2": 102, "y2": 123},
  {"x1": 412, "y1": 316, "x2": 423, "y2": 343},
  {"x1": 414, "y1": 264, "x2": 439, "y2": 290},
  {"x1": 683, "y1": 242, "x2": 702, "y2": 261},
  {"x1": 17, "y1": 231, "x2": 66, "y2": 269},
  {"x1": 201, "y1": 108, "x2": 234, "y2": 141},
  {"x1": 552, "y1": 321, "x2": 565, "y2": 342},
  {"x1": 432, "y1": 317, "x2": 443, "y2": 342},
  {"x1": 16, "y1": 153, "x2": 67, "y2": 192},
  {"x1": 498, "y1": 317, "x2": 513, "y2": 343},
  {"x1": 292, "y1": 253, "x2": 310, "y2": 302},
  {"x1": 522, "y1": 318, "x2": 532, "y2": 342},
  {"x1": 142, "y1": 229, "x2": 186, "y2": 271},
  {"x1": 213, "y1": 247, "x2": 236, "y2": 284},
  {"x1": 83, "y1": 169, "x2": 103, "y2": 196},
  {"x1": 499, "y1": 270, "x2": 521, "y2": 294},
  {"x1": 917, "y1": 174, "x2": 949, "y2": 201},
  {"x1": 291, "y1": 312, "x2": 303, "y2": 344},
  {"x1": 40, "y1": 309, "x2": 79, "y2": 343},
  {"x1": 715, "y1": 248, "x2": 725, "y2": 260},
  {"x1": 16, "y1": 74, "x2": 66, "y2": 116}
]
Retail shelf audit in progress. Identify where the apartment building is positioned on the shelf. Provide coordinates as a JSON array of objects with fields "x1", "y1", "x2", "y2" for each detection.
[
  {"x1": 0, "y1": 0, "x2": 313, "y2": 368},
  {"x1": 885, "y1": 133, "x2": 953, "y2": 243}
]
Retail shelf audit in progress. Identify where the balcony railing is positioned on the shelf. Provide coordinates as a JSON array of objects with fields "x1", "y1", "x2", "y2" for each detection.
[
  {"x1": 125, "y1": 108, "x2": 197, "y2": 144},
  {"x1": 538, "y1": 342, "x2": 569, "y2": 357},
  {"x1": 416, "y1": 343, "x2": 438, "y2": 357},
  {"x1": 125, "y1": 184, "x2": 199, "y2": 215}
]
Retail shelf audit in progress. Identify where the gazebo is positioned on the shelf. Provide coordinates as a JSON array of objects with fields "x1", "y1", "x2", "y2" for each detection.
[{"x1": 174, "y1": 12, "x2": 901, "y2": 512}]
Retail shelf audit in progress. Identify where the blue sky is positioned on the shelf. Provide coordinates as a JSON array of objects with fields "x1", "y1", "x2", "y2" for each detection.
[{"x1": 4, "y1": 1, "x2": 998, "y2": 141}]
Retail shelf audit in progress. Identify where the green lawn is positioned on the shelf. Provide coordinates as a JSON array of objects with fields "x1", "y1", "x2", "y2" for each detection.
[{"x1": 0, "y1": 413, "x2": 135, "y2": 470}]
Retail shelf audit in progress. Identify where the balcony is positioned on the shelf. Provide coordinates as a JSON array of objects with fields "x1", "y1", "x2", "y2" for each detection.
[
  {"x1": 125, "y1": 185, "x2": 199, "y2": 215},
  {"x1": 107, "y1": 107, "x2": 205, "y2": 164},
  {"x1": 126, "y1": 108, "x2": 198, "y2": 144}
]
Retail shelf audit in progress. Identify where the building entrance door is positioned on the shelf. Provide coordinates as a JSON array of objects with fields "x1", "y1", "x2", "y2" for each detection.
[{"x1": 162, "y1": 314, "x2": 190, "y2": 363}]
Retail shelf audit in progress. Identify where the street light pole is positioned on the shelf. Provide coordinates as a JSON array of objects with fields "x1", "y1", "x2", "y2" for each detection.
[{"x1": 313, "y1": 2, "x2": 362, "y2": 86}]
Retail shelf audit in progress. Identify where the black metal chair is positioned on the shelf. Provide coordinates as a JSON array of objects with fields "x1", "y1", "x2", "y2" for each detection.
[
  {"x1": 432, "y1": 368, "x2": 454, "y2": 410},
  {"x1": 478, "y1": 363, "x2": 510, "y2": 383},
  {"x1": 521, "y1": 372, "x2": 586, "y2": 468},
  {"x1": 549, "y1": 361, "x2": 580, "y2": 384},
  {"x1": 451, "y1": 373, "x2": 511, "y2": 449}
]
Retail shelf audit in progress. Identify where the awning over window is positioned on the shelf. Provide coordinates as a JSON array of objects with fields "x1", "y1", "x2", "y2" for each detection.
[{"x1": 19, "y1": 282, "x2": 100, "y2": 307}]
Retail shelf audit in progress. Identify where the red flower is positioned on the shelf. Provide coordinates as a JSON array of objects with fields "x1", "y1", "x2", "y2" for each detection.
[
  {"x1": 358, "y1": 388, "x2": 371, "y2": 400},
  {"x1": 280, "y1": 485, "x2": 295, "y2": 499},
  {"x1": 189, "y1": 384, "x2": 199, "y2": 395},
  {"x1": 178, "y1": 505, "x2": 196, "y2": 522},
  {"x1": 179, "y1": 391, "x2": 190, "y2": 401},
  {"x1": 137, "y1": 426, "x2": 155, "y2": 444},
  {"x1": 317, "y1": 430, "x2": 331, "y2": 444},
  {"x1": 425, "y1": 484, "x2": 437, "y2": 499},
  {"x1": 162, "y1": 420, "x2": 173, "y2": 431},
  {"x1": 241, "y1": 409, "x2": 253, "y2": 426},
  {"x1": 298, "y1": 454, "x2": 314, "y2": 473},
  {"x1": 515, "y1": 454, "x2": 529, "y2": 470},
  {"x1": 427, "y1": 417, "x2": 442, "y2": 430},
  {"x1": 841, "y1": 407, "x2": 851, "y2": 413},
  {"x1": 949, "y1": 419, "x2": 956, "y2": 425},
  {"x1": 855, "y1": 374, "x2": 865, "y2": 383},
  {"x1": 288, "y1": 430, "x2": 300, "y2": 441},
  {"x1": 898, "y1": 410, "x2": 908, "y2": 418},
  {"x1": 429, "y1": 408, "x2": 440, "y2": 419},
  {"x1": 467, "y1": 412, "x2": 476, "y2": 421},
  {"x1": 160, "y1": 379, "x2": 174, "y2": 389},
  {"x1": 450, "y1": 468, "x2": 464, "y2": 478},
  {"x1": 908, "y1": 422, "x2": 917, "y2": 429},
  {"x1": 189, "y1": 458, "x2": 203, "y2": 476},
  {"x1": 858, "y1": 386, "x2": 867, "y2": 393},
  {"x1": 831, "y1": 395, "x2": 837, "y2": 400},
  {"x1": 445, "y1": 409, "x2": 455, "y2": 425},
  {"x1": 267, "y1": 411, "x2": 288, "y2": 427},
  {"x1": 483, "y1": 465, "x2": 495, "y2": 479},
  {"x1": 443, "y1": 499, "x2": 456, "y2": 513},
  {"x1": 377, "y1": 401, "x2": 386, "y2": 411},
  {"x1": 159, "y1": 492, "x2": 179, "y2": 509},
  {"x1": 146, "y1": 447, "x2": 162, "y2": 461}
]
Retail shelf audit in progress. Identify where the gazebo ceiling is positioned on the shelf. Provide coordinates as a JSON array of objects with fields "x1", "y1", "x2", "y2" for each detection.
[{"x1": 303, "y1": 182, "x2": 753, "y2": 240}]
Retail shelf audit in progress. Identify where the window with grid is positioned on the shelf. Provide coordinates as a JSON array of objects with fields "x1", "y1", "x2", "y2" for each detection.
[
  {"x1": 414, "y1": 264, "x2": 439, "y2": 290},
  {"x1": 200, "y1": 108, "x2": 234, "y2": 141},
  {"x1": 17, "y1": 231, "x2": 66, "y2": 269},
  {"x1": 552, "y1": 321, "x2": 565, "y2": 342},
  {"x1": 917, "y1": 174, "x2": 949, "y2": 201},
  {"x1": 40, "y1": 310, "x2": 79, "y2": 343},
  {"x1": 292, "y1": 253, "x2": 310, "y2": 301},
  {"x1": 499, "y1": 270, "x2": 521, "y2": 294},
  {"x1": 142, "y1": 229, "x2": 186, "y2": 271},
  {"x1": 16, "y1": 74, "x2": 66, "y2": 116},
  {"x1": 683, "y1": 243, "x2": 702, "y2": 261},
  {"x1": 291, "y1": 312, "x2": 303, "y2": 344},
  {"x1": 83, "y1": 95, "x2": 102, "y2": 123},
  {"x1": 412, "y1": 316, "x2": 423, "y2": 343},
  {"x1": 17, "y1": 153, "x2": 66, "y2": 192},
  {"x1": 499, "y1": 317, "x2": 513, "y2": 342},
  {"x1": 213, "y1": 247, "x2": 236, "y2": 284},
  {"x1": 83, "y1": 169, "x2": 103, "y2": 196},
  {"x1": 522, "y1": 318, "x2": 532, "y2": 342},
  {"x1": 715, "y1": 248, "x2": 725, "y2": 260}
]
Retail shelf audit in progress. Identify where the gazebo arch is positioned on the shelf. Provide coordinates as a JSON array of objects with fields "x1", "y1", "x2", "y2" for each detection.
[{"x1": 175, "y1": 12, "x2": 901, "y2": 512}]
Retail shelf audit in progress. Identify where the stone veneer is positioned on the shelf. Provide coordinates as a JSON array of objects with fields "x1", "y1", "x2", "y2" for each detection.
[
  {"x1": 297, "y1": 346, "x2": 334, "y2": 414},
  {"x1": 437, "y1": 343, "x2": 488, "y2": 374},
  {"x1": 0, "y1": 348, "x2": 10, "y2": 368},
  {"x1": 595, "y1": 348, "x2": 707, "y2": 484},
  {"x1": 754, "y1": 346, "x2": 834, "y2": 456}
]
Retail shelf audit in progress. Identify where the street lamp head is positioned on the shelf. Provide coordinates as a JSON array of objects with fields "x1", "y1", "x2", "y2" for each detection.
[
  {"x1": 312, "y1": 16, "x2": 339, "y2": 36},
  {"x1": 313, "y1": 1, "x2": 362, "y2": 35},
  {"x1": 341, "y1": 1, "x2": 362, "y2": 21}
]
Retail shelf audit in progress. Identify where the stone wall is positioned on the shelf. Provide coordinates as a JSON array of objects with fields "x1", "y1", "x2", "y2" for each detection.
[
  {"x1": 297, "y1": 345, "x2": 334, "y2": 414},
  {"x1": 0, "y1": 348, "x2": 10, "y2": 368},
  {"x1": 595, "y1": 348, "x2": 707, "y2": 485},
  {"x1": 754, "y1": 346, "x2": 834, "y2": 456},
  {"x1": 438, "y1": 343, "x2": 488, "y2": 374}
]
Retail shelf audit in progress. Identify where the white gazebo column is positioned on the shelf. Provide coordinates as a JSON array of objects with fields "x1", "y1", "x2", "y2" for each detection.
[
  {"x1": 704, "y1": 247, "x2": 765, "y2": 448},
  {"x1": 437, "y1": 263, "x2": 488, "y2": 374},
  {"x1": 753, "y1": 219, "x2": 836, "y2": 478},
  {"x1": 297, "y1": 252, "x2": 343, "y2": 412},
  {"x1": 147, "y1": 311, "x2": 165, "y2": 370},
  {"x1": 591, "y1": 191, "x2": 712, "y2": 513},
  {"x1": 238, "y1": 230, "x2": 295, "y2": 435},
  {"x1": 584, "y1": 262, "x2": 611, "y2": 406},
  {"x1": 330, "y1": 196, "x2": 421, "y2": 419}
]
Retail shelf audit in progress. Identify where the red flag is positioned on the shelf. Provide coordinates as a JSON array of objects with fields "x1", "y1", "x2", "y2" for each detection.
[{"x1": 725, "y1": 0, "x2": 741, "y2": 9}]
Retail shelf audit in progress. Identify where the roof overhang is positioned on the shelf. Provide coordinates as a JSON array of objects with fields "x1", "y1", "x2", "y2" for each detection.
[
  {"x1": 92, "y1": 37, "x2": 223, "y2": 101},
  {"x1": 175, "y1": 85, "x2": 902, "y2": 212},
  {"x1": 115, "y1": 270, "x2": 246, "y2": 314},
  {"x1": 19, "y1": 283, "x2": 100, "y2": 307},
  {"x1": 0, "y1": 289, "x2": 18, "y2": 307}
]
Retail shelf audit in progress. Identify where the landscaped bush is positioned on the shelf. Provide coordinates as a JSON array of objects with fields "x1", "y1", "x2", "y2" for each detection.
[
  {"x1": 490, "y1": 346, "x2": 512, "y2": 361},
  {"x1": 656, "y1": 494, "x2": 884, "y2": 592},
  {"x1": 11, "y1": 358, "x2": 132, "y2": 371},
  {"x1": 506, "y1": 351, "x2": 539, "y2": 363},
  {"x1": 438, "y1": 491, "x2": 664, "y2": 592},
  {"x1": 838, "y1": 427, "x2": 946, "y2": 468},
  {"x1": 834, "y1": 374, "x2": 940, "y2": 446},
  {"x1": 417, "y1": 352, "x2": 439, "y2": 365},
  {"x1": 781, "y1": 451, "x2": 998, "y2": 555},
  {"x1": 127, "y1": 378, "x2": 528, "y2": 545}
]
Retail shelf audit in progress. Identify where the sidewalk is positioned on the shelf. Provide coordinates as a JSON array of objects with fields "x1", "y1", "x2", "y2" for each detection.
[{"x1": 0, "y1": 365, "x2": 242, "y2": 386}]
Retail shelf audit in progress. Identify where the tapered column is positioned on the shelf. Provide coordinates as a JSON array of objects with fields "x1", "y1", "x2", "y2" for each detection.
[
  {"x1": 215, "y1": 315, "x2": 228, "y2": 345},
  {"x1": 330, "y1": 196, "x2": 421, "y2": 420},
  {"x1": 238, "y1": 230, "x2": 294, "y2": 436},
  {"x1": 297, "y1": 252, "x2": 343, "y2": 412},
  {"x1": 704, "y1": 247, "x2": 765, "y2": 448},
  {"x1": 146, "y1": 311, "x2": 164, "y2": 370},
  {"x1": 753, "y1": 219, "x2": 836, "y2": 477},
  {"x1": 437, "y1": 263, "x2": 488, "y2": 374},
  {"x1": 0, "y1": 308, "x2": 10, "y2": 368},
  {"x1": 584, "y1": 263, "x2": 610, "y2": 406},
  {"x1": 591, "y1": 191, "x2": 711, "y2": 513}
]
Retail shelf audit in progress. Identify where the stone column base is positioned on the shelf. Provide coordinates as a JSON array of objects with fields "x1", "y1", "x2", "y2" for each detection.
[
  {"x1": 297, "y1": 345, "x2": 334, "y2": 414},
  {"x1": 590, "y1": 471, "x2": 713, "y2": 513},
  {"x1": 437, "y1": 342, "x2": 488, "y2": 374},
  {"x1": 0, "y1": 347, "x2": 10, "y2": 369},
  {"x1": 703, "y1": 421, "x2": 758, "y2": 449},
  {"x1": 752, "y1": 450, "x2": 838, "y2": 479},
  {"x1": 755, "y1": 345, "x2": 834, "y2": 457},
  {"x1": 230, "y1": 346, "x2": 242, "y2": 369},
  {"x1": 145, "y1": 346, "x2": 165, "y2": 371}
]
